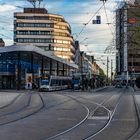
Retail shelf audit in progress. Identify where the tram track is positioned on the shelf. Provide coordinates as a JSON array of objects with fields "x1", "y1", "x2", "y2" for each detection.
[
  {"x1": 45, "y1": 89, "x2": 123, "y2": 140},
  {"x1": 85, "y1": 88, "x2": 137, "y2": 140},
  {"x1": 45, "y1": 95, "x2": 90, "y2": 140},
  {"x1": 0, "y1": 88, "x2": 133, "y2": 140},
  {"x1": 84, "y1": 92, "x2": 123, "y2": 140},
  {"x1": 0, "y1": 93, "x2": 21, "y2": 109},
  {"x1": 0, "y1": 91, "x2": 78, "y2": 126},
  {"x1": 0, "y1": 92, "x2": 44, "y2": 126},
  {"x1": 0, "y1": 93, "x2": 32, "y2": 117},
  {"x1": 126, "y1": 91, "x2": 140, "y2": 140}
]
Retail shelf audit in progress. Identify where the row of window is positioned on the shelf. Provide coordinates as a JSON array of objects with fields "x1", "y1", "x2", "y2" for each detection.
[
  {"x1": 16, "y1": 23, "x2": 68, "y2": 30},
  {"x1": 16, "y1": 38, "x2": 71, "y2": 44},
  {"x1": 57, "y1": 55, "x2": 69, "y2": 59},
  {"x1": 0, "y1": 52, "x2": 70, "y2": 66},
  {"x1": 54, "y1": 47, "x2": 70, "y2": 52},
  {"x1": 54, "y1": 39, "x2": 70, "y2": 44},
  {"x1": 39, "y1": 46, "x2": 73, "y2": 53},
  {"x1": 128, "y1": 62, "x2": 140, "y2": 66},
  {"x1": 128, "y1": 54, "x2": 140, "y2": 58},
  {"x1": 16, "y1": 23, "x2": 53, "y2": 27},
  {"x1": 54, "y1": 25, "x2": 67, "y2": 30},
  {"x1": 15, "y1": 16, "x2": 64, "y2": 22},
  {"x1": 16, "y1": 31, "x2": 69, "y2": 37}
]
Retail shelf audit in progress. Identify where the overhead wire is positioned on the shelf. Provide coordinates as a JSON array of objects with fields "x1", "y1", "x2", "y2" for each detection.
[
  {"x1": 75, "y1": 3, "x2": 105, "y2": 40},
  {"x1": 102, "y1": 0, "x2": 114, "y2": 36},
  {"x1": 75, "y1": 0, "x2": 118, "y2": 54}
]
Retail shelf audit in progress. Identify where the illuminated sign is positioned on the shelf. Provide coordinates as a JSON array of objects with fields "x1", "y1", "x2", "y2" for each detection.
[{"x1": 128, "y1": 18, "x2": 137, "y2": 24}]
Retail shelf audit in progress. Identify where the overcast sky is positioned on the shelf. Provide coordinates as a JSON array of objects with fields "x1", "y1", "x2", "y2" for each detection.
[{"x1": 0, "y1": 0, "x2": 125, "y2": 74}]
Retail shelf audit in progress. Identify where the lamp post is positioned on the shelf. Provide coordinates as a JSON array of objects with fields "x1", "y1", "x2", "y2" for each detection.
[
  {"x1": 111, "y1": 59, "x2": 113, "y2": 85},
  {"x1": 80, "y1": 52, "x2": 84, "y2": 91},
  {"x1": 106, "y1": 56, "x2": 109, "y2": 85}
]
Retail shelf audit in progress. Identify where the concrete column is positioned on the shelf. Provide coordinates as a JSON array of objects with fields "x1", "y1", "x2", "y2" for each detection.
[
  {"x1": 17, "y1": 52, "x2": 21, "y2": 90},
  {"x1": 62, "y1": 64, "x2": 65, "y2": 76},
  {"x1": 50, "y1": 59, "x2": 52, "y2": 75},
  {"x1": 57, "y1": 62, "x2": 59, "y2": 76}
]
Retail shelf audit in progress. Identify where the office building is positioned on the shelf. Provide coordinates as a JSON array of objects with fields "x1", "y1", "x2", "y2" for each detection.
[
  {"x1": 14, "y1": 8, "x2": 75, "y2": 62},
  {"x1": 116, "y1": 2, "x2": 140, "y2": 79}
]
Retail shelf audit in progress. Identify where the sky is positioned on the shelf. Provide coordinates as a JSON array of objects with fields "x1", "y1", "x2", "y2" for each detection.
[{"x1": 0, "y1": 0, "x2": 126, "y2": 74}]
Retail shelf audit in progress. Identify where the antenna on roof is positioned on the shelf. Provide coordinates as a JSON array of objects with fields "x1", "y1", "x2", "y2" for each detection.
[{"x1": 27, "y1": 0, "x2": 43, "y2": 8}]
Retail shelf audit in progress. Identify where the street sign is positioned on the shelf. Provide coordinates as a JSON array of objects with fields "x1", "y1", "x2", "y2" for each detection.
[
  {"x1": 92, "y1": 16, "x2": 101, "y2": 24},
  {"x1": 128, "y1": 18, "x2": 137, "y2": 24}
]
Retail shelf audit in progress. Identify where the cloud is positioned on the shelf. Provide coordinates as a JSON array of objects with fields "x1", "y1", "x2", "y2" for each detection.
[
  {"x1": 0, "y1": 4, "x2": 16, "y2": 12},
  {"x1": 3, "y1": 39, "x2": 13, "y2": 46},
  {"x1": 0, "y1": 0, "x2": 117, "y2": 52}
]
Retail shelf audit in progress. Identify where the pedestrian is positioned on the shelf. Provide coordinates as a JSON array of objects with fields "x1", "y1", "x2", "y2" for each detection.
[
  {"x1": 71, "y1": 77, "x2": 75, "y2": 91},
  {"x1": 85, "y1": 78, "x2": 88, "y2": 91}
]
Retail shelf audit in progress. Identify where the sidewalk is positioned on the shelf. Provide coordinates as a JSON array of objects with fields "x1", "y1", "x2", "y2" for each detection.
[{"x1": 134, "y1": 85, "x2": 140, "y2": 91}]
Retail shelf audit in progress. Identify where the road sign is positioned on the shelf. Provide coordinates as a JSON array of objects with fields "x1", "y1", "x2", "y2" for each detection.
[{"x1": 92, "y1": 16, "x2": 101, "y2": 24}]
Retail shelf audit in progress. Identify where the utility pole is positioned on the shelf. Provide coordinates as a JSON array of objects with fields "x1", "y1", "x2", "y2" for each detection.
[
  {"x1": 80, "y1": 52, "x2": 84, "y2": 91},
  {"x1": 107, "y1": 56, "x2": 109, "y2": 85}
]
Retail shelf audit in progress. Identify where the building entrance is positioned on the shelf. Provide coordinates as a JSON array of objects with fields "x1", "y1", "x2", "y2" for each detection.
[{"x1": 0, "y1": 76, "x2": 15, "y2": 89}]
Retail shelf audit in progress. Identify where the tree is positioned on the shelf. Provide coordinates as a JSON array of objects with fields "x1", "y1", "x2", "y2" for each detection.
[{"x1": 99, "y1": 68, "x2": 106, "y2": 77}]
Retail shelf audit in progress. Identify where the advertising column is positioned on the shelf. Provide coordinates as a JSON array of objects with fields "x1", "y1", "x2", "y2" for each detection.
[{"x1": 25, "y1": 73, "x2": 33, "y2": 89}]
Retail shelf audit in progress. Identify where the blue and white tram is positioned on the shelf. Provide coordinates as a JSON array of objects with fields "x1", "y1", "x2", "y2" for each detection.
[{"x1": 39, "y1": 76, "x2": 72, "y2": 91}]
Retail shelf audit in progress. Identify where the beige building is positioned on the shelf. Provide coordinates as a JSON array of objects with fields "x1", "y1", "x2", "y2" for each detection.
[
  {"x1": 0, "y1": 38, "x2": 5, "y2": 47},
  {"x1": 14, "y1": 8, "x2": 75, "y2": 62}
]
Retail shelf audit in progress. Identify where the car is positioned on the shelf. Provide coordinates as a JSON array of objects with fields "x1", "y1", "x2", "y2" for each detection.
[
  {"x1": 74, "y1": 83, "x2": 81, "y2": 90},
  {"x1": 115, "y1": 82, "x2": 122, "y2": 88}
]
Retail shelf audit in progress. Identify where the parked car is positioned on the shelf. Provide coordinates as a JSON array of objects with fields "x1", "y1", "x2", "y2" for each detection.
[{"x1": 115, "y1": 82, "x2": 122, "y2": 88}]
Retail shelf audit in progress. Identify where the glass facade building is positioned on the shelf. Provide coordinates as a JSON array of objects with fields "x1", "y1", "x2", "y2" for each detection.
[{"x1": 0, "y1": 45, "x2": 77, "y2": 89}]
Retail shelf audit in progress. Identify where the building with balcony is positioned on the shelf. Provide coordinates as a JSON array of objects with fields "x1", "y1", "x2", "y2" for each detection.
[
  {"x1": 14, "y1": 8, "x2": 75, "y2": 62},
  {"x1": 78, "y1": 52, "x2": 94, "y2": 78},
  {"x1": 116, "y1": 2, "x2": 140, "y2": 79}
]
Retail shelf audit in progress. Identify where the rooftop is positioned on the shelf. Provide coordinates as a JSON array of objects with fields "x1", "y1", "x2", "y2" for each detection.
[{"x1": 0, "y1": 45, "x2": 78, "y2": 69}]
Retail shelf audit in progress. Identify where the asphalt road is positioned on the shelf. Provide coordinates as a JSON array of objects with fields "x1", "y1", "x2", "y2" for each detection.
[{"x1": 0, "y1": 86, "x2": 139, "y2": 140}]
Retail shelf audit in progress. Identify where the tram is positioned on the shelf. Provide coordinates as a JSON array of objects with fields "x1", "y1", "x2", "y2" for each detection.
[{"x1": 39, "y1": 76, "x2": 72, "y2": 91}]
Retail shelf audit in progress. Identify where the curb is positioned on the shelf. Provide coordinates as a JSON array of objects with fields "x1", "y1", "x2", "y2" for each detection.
[{"x1": 93, "y1": 86, "x2": 108, "y2": 92}]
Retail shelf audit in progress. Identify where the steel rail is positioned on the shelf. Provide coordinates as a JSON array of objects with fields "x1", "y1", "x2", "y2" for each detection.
[
  {"x1": 83, "y1": 88, "x2": 124, "y2": 139},
  {"x1": 45, "y1": 95, "x2": 90, "y2": 140},
  {"x1": 0, "y1": 93, "x2": 21, "y2": 109},
  {"x1": 0, "y1": 93, "x2": 32, "y2": 117},
  {"x1": 45, "y1": 91, "x2": 118, "y2": 140},
  {"x1": 0, "y1": 92, "x2": 44, "y2": 126},
  {"x1": 127, "y1": 90, "x2": 140, "y2": 140}
]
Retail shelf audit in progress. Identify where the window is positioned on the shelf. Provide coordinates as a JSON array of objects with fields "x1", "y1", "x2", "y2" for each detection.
[
  {"x1": 17, "y1": 38, "x2": 54, "y2": 43},
  {"x1": 17, "y1": 23, "x2": 53, "y2": 28}
]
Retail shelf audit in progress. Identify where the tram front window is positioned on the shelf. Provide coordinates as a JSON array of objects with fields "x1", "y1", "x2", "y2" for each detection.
[{"x1": 41, "y1": 80, "x2": 49, "y2": 86}]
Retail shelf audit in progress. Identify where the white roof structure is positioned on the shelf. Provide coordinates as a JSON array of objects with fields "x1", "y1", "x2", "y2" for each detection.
[{"x1": 0, "y1": 45, "x2": 78, "y2": 69}]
